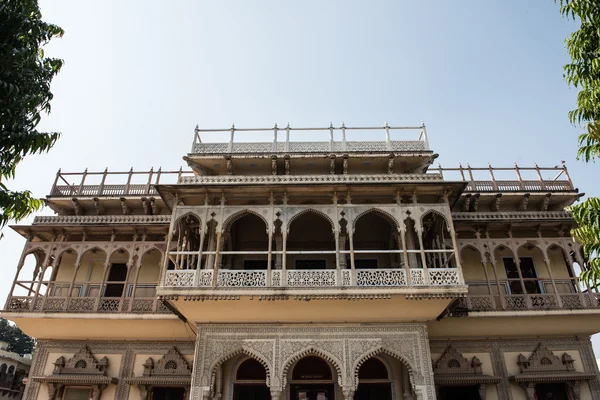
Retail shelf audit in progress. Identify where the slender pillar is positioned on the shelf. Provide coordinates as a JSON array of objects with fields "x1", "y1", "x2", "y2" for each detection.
[
  {"x1": 416, "y1": 228, "x2": 429, "y2": 284},
  {"x1": 400, "y1": 229, "x2": 412, "y2": 285},
  {"x1": 541, "y1": 249, "x2": 562, "y2": 307},
  {"x1": 348, "y1": 229, "x2": 356, "y2": 285}
]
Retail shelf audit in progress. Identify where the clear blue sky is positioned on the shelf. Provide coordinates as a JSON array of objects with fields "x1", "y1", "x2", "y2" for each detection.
[{"x1": 1, "y1": 0, "x2": 599, "y2": 351}]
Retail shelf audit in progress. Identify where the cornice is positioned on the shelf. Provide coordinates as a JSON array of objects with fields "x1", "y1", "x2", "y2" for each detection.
[
  {"x1": 178, "y1": 173, "x2": 443, "y2": 185},
  {"x1": 451, "y1": 211, "x2": 573, "y2": 222},
  {"x1": 33, "y1": 215, "x2": 171, "y2": 225}
]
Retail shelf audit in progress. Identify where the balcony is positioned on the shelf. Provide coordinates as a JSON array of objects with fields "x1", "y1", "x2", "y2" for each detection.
[
  {"x1": 48, "y1": 168, "x2": 186, "y2": 198},
  {"x1": 4, "y1": 241, "x2": 170, "y2": 315},
  {"x1": 438, "y1": 163, "x2": 576, "y2": 193},
  {"x1": 6, "y1": 283, "x2": 170, "y2": 314},
  {"x1": 160, "y1": 203, "x2": 466, "y2": 297},
  {"x1": 457, "y1": 292, "x2": 599, "y2": 312},
  {"x1": 164, "y1": 267, "x2": 461, "y2": 289}
]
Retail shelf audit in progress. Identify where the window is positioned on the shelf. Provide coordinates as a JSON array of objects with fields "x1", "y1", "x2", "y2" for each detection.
[
  {"x1": 63, "y1": 388, "x2": 91, "y2": 400},
  {"x1": 295, "y1": 260, "x2": 326, "y2": 270},
  {"x1": 503, "y1": 257, "x2": 541, "y2": 294},
  {"x1": 355, "y1": 259, "x2": 378, "y2": 269},
  {"x1": 104, "y1": 263, "x2": 127, "y2": 297},
  {"x1": 243, "y1": 260, "x2": 268, "y2": 270}
]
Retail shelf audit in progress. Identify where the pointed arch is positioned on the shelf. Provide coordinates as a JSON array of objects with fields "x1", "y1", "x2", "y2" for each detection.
[
  {"x1": 222, "y1": 209, "x2": 269, "y2": 233},
  {"x1": 174, "y1": 211, "x2": 203, "y2": 227},
  {"x1": 517, "y1": 241, "x2": 544, "y2": 255},
  {"x1": 419, "y1": 209, "x2": 451, "y2": 231},
  {"x1": 208, "y1": 347, "x2": 272, "y2": 388},
  {"x1": 281, "y1": 347, "x2": 344, "y2": 386},
  {"x1": 459, "y1": 244, "x2": 483, "y2": 264},
  {"x1": 352, "y1": 346, "x2": 423, "y2": 389},
  {"x1": 352, "y1": 208, "x2": 400, "y2": 232},
  {"x1": 493, "y1": 244, "x2": 515, "y2": 261},
  {"x1": 108, "y1": 247, "x2": 131, "y2": 261},
  {"x1": 287, "y1": 208, "x2": 335, "y2": 233}
]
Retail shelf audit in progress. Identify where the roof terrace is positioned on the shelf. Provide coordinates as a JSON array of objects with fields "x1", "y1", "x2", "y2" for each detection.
[{"x1": 190, "y1": 122, "x2": 430, "y2": 154}]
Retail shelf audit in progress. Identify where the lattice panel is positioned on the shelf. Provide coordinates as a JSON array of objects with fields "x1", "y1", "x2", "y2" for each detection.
[
  {"x1": 530, "y1": 295, "x2": 558, "y2": 309},
  {"x1": 428, "y1": 269, "x2": 460, "y2": 285},
  {"x1": 216, "y1": 270, "x2": 267, "y2": 287},
  {"x1": 44, "y1": 298, "x2": 66, "y2": 311},
  {"x1": 165, "y1": 270, "x2": 196, "y2": 287},
  {"x1": 505, "y1": 295, "x2": 527, "y2": 310},
  {"x1": 356, "y1": 269, "x2": 406, "y2": 286},
  {"x1": 197, "y1": 270, "x2": 213, "y2": 287},
  {"x1": 132, "y1": 299, "x2": 154, "y2": 312},
  {"x1": 271, "y1": 270, "x2": 282, "y2": 287},
  {"x1": 410, "y1": 269, "x2": 425, "y2": 286},
  {"x1": 341, "y1": 270, "x2": 352, "y2": 286},
  {"x1": 559, "y1": 294, "x2": 585, "y2": 309},
  {"x1": 8, "y1": 297, "x2": 32, "y2": 310},
  {"x1": 99, "y1": 298, "x2": 121, "y2": 312},
  {"x1": 68, "y1": 298, "x2": 96, "y2": 312},
  {"x1": 286, "y1": 270, "x2": 337, "y2": 287}
]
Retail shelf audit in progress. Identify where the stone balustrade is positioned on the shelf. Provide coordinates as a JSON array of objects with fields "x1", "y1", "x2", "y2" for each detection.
[
  {"x1": 164, "y1": 268, "x2": 462, "y2": 289},
  {"x1": 6, "y1": 295, "x2": 170, "y2": 313},
  {"x1": 456, "y1": 292, "x2": 600, "y2": 312}
]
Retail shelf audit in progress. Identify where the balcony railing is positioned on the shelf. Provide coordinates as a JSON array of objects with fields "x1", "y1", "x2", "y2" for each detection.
[
  {"x1": 6, "y1": 295, "x2": 170, "y2": 313},
  {"x1": 457, "y1": 292, "x2": 600, "y2": 312},
  {"x1": 5, "y1": 281, "x2": 170, "y2": 313},
  {"x1": 164, "y1": 268, "x2": 462, "y2": 289},
  {"x1": 438, "y1": 163, "x2": 575, "y2": 192},
  {"x1": 49, "y1": 168, "x2": 191, "y2": 198},
  {"x1": 191, "y1": 123, "x2": 431, "y2": 154}
]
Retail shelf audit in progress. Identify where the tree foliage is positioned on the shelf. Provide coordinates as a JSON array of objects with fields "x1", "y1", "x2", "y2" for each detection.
[
  {"x1": 558, "y1": 0, "x2": 600, "y2": 285},
  {"x1": 0, "y1": 318, "x2": 34, "y2": 356},
  {"x1": 0, "y1": 0, "x2": 63, "y2": 227}
]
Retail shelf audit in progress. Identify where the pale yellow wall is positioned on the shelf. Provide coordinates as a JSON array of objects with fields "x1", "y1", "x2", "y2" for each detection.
[
  {"x1": 430, "y1": 350, "x2": 499, "y2": 400},
  {"x1": 458, "y1": 245, "x2": 576, "y2": 294},
  {"x1": 131, "y1": 353, "x2": 194, "y2": 376},
  {"x1": 430, "y1": 351, "x2": 494, "y2": 376},
  {"x1": 136, "y1": 251, "x2": 161, "y2": 284},
  {"x1": 54, "y1": 253, "x2": 77, "y2": 282},
  {"x1": 504, "y1": 349, "x2": 593, "y2": 399},
  {"x1": 38, "y1": 352, "x2": 122, "y2": 400}
]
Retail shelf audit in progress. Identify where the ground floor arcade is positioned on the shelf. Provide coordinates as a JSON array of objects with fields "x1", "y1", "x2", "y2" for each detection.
[{"x1": 20, "y1": 323, "x2": 600, "y2": 400}]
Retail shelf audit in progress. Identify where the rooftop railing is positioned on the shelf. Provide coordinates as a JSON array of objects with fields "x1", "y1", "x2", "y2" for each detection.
[
  {"x1": 191, "y1": 123, "x2": 431, "y2": 154},
  {"x1": 438, "y1": 162, "x2": 575, "y2": 192},
  {"x1": 49, "y1": 168, "x2": 193, "y2": 198}
]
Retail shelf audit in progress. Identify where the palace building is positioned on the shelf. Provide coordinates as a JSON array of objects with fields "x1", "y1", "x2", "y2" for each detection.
[{"x1": 2, "y1": 123, "x2": 599, "y2": 400}]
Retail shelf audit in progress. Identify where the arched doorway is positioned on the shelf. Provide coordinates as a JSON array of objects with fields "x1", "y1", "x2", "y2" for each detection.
[
  {"x1": 290, "y1": 356, "x2": 335, "y2": 400},
  {"x1": 355, "y1": 358, "x2": 392, "y2": 400},
  {"x1": 233, "y1": 358, "x2": 270, "y2": 400}
]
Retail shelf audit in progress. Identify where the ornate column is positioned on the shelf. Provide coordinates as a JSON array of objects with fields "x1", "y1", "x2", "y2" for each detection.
[
  {"x1": 403, "y1": 367, "x2": 415, "y2": 400},
  {"x1": 415, "y1": 225, "x2": 429, "y2": 285},
  {"x1": 520, "y1": 382, "x2": 536, "y2": 400},
  {"x1": 270, "y1": 388, "x2": 282, "y2": 400},
  {"x1": 342, "y1": 386, "x2": 355, "y2": 400}
]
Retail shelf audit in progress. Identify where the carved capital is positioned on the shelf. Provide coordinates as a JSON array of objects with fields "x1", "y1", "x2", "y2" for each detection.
[
  {"x1": 342, "y1": 386, "x2": 355, "y2": 400},
  {"x1": 270, "y1": 388, "x2": 283, "y2": 400}
]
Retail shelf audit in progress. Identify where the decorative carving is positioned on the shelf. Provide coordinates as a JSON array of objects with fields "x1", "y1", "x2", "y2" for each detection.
[
  {"x1": 355, "y1": 269, "x2": 406, "y2": 286},
  {"x1": 286, "y1": 270, "x2": 337, "y2": 287},
  {"x1": 180, "y1": 173, "x2": 443, "y2": 186},
  {"x1": 192, "y1": 140, "x2": 428, "y2": 155},
  {"x1": 217, "y1": 270, "x2": 267, "y2": 287},
  {"x1": 143, "y1": 347, "x2": 191, "y2": 377},
  {"x1": 165, "y1": 270, "x2": 196, "y2": 287},
  {"x1": 52, "y1": 346, "x2": 108, "y2": 376}
]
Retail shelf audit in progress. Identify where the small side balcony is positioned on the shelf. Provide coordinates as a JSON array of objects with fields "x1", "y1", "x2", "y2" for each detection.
[
  {"x1": 4, "y1": 242, "x2": 170, "y2": 314},
  {"x1": 454, "y1": 239, "x2": 598, "y2": 314},
  {"x1": 160, "y1": 206, "x2": 465, "y2": 294}
]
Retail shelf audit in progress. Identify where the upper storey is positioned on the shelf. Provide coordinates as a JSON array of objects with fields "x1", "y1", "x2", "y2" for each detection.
[{"x1": 184, "y1": 123, "x2": 435, "y2": 176}]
